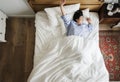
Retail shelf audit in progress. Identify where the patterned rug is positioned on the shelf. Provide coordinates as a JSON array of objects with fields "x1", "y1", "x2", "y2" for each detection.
[{"x1": 99, "y1": 31, "x2": 120, "y2": 81}]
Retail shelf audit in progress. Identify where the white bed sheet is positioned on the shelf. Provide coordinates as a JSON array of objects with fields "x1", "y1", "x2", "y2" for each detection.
[{"x1": 28, "y1": 11, "x2": 109, "y2": 82}]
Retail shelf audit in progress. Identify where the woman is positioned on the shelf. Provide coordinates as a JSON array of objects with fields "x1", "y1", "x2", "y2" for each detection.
[{"x1": 60, "y1": 0, "x2": 94, "y2": 38}]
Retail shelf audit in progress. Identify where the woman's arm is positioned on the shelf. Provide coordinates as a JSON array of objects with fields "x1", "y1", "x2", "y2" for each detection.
[
  {"x1": 60, "y1": 0, "x2": 71, "y2": 28},
  {"x1": 60, "y1": 0, "x2": 66, "y2": 16},
  {"x1": 87, "y1": 18, "x2": 94, "y2": 31}
]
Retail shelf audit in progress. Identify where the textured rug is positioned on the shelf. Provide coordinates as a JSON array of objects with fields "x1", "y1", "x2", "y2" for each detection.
[{"x1": 99, "y1": 31, "x2": 120, "y2": 81}]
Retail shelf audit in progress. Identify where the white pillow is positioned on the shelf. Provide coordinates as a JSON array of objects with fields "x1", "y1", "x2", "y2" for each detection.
[
  {"x1": 82, "y1": 8, "x2": 90, "y2": 18},
  {"x1": 0, "y1": 10, "x2": 7, "y2": 42},
  {"x1": 44, "y1": 3, "x2": 80, "y2": 26},
  {"x1": 57, "y1": 8, "x2": 90, "y2": 35}
]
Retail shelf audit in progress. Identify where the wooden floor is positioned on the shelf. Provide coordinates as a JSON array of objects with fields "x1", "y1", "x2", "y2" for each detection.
[{"x1": 0, "y1": 17, "x2": 35, "y2": 82}]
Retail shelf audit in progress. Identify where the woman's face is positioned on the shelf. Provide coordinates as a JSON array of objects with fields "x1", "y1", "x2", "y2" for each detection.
[{"x1": 76, "y1": 16, "x2": 84, "y2": 25}]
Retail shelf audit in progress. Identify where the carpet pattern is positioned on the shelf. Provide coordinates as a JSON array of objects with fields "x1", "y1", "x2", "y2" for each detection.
[{"x1": 99, "y1": 31, "x2": 120, "y2": 81}]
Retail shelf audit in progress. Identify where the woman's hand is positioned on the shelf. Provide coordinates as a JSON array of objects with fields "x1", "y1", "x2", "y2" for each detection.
[
  {"x1": 60, "y1": 0, "x2": 66, "y2": 6},
  {"x1": 86, "y1": 18, "x2": 92, "y2": 24}
]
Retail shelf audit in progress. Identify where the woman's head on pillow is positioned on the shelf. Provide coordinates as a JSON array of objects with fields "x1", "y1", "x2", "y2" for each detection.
[{"x1": 73, "y1": 10, "x2": 84, "y2": 24}]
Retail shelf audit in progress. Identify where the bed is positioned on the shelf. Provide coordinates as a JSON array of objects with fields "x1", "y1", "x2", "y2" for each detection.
[{"x1": 27, "y1": 0, "x2": 109, "y2": 82}]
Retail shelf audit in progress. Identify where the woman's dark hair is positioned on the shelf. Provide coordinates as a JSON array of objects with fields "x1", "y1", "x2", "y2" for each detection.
[{"x1": 73, "y1": 10, "x2": 83, "y2": 22}]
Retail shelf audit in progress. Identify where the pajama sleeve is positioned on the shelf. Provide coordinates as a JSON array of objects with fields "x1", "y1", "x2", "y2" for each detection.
[
  {"x1": 61, "y1": 14, "x2": 71, "y2": 29},
  {"x1": 88, "y1": 24, "x2": 94, "y2": 32}
]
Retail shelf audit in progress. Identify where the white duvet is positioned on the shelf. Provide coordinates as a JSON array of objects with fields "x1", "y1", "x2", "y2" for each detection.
[{"x1": 28, "y1": 12, "x2": 109, "y2": 82}]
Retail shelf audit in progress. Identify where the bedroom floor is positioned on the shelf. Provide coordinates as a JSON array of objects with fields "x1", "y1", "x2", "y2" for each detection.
[
  {"x1": 0, "y1": 17, "x2": 120, "y2": 82},
  {"x1": 0, "y1": 17, "x2": 35, "y2": 82}
]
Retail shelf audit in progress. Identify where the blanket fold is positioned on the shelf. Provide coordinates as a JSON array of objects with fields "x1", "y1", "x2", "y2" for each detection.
[{"x1": 28, "y1": 36, "x2": 109, "y2": 82}]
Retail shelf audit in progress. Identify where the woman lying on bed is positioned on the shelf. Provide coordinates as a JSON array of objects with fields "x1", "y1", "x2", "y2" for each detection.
[{"x1": 60, "y1": 0, "x2": 94, "y2": 38}]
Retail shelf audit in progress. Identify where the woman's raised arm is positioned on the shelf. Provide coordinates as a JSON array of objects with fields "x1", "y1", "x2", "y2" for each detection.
[{"x1": 60, "y1": 0, "x2": 66, "y2": 16}]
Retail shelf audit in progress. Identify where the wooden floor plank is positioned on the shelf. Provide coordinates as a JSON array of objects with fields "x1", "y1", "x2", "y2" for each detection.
[{"x1": 0, "y1": 17, "x2": 35, "y2": 82}]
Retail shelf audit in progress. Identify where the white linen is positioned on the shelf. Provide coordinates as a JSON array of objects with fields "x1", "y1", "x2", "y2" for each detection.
[
  {"x1": 82, "y1": 8, "x2": 90, "y2": 18},
  {"x1": 0, "y1": 10, "x2": 7, "y2": 42},
  {"x1": 27, "y1": 11, "x2": 109, "y2": 82},
  {"x1": 44, "y1": 3, "x2": 80, "y2": 26}
]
